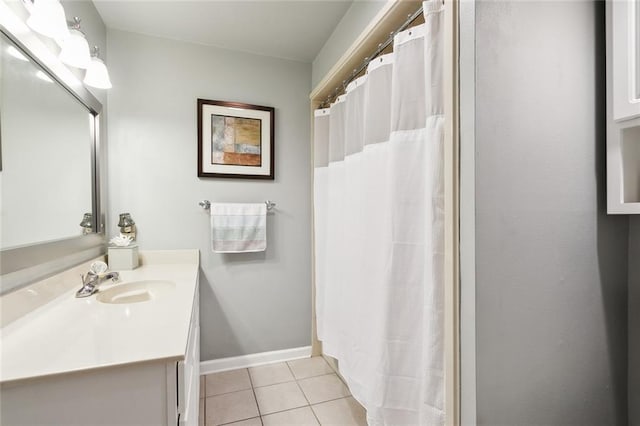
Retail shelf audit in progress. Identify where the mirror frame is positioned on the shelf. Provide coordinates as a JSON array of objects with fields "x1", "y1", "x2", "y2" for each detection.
[{"x1": 0, "y1": 7, "x2": 106, "y2": 293}]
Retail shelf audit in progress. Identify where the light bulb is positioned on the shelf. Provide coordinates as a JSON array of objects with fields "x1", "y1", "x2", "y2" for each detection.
[
  {"x1": 26, "y1": 0, "x2": 69, "y2": 40},
  {"x1": 59, "y1": 28, "x2": 90, "y2": 69},
  {"x1": 83, "y1": 56, "x2": 112, "y2": 89}
]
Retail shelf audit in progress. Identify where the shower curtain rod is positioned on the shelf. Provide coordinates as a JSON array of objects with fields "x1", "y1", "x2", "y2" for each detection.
[{"x1": 319, "y1": 4, "x2": 424, "y2": 109}]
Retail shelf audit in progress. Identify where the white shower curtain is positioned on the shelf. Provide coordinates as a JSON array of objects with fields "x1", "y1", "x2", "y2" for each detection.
[{"x1": 313, "y1": 1, "x2": 445, "y2": 425}]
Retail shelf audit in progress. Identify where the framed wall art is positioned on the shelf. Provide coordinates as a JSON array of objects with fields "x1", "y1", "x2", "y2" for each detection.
[{"x1": 197, "y1": 99, "x2": 275, "y2": 179}]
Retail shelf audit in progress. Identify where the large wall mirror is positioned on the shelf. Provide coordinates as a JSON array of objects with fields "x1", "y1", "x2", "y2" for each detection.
[{"x1": 0, "y1": 28, "x2": 105, "y2": 293}]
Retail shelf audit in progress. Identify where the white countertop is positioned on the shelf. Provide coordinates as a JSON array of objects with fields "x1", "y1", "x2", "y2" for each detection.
[{"x1": 0, "y1": 250, "x2": 199, "y2": 384}]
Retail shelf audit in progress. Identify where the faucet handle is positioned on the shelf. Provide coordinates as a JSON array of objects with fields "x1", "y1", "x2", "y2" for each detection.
[{"x1": 90, "y1": 261, "x2": 108, "y2": 275}]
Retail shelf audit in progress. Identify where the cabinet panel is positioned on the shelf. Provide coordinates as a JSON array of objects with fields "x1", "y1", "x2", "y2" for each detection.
[
  {"x1": 608, "y1": 118, "x2": 640, "y2": 213},
  {"x1": 1, "y1": 362, "x2": 169, "y2": 425},
  {"x1": 611, "y1": 0, "x2": 640, "y2": 121},
  {"x1": 622, "y1": 126, "x2": 640, "y2": 203},
  {"x1": 179, "y1": 281, "x2": 200, "y2": 426},
  {"x1": 607, "y1": 1, "x2": 640, "y2": 213}
]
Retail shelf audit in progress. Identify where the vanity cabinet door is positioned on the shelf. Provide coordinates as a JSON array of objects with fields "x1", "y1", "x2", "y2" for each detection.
[
  {"x1": 2, "y1": 362, "x2": 169, "y2": 425},
  {"x1": 607, "y1": 0, "x2": 640, "y2": 213},
  {"x1": 177, "y1": 282, "x2": 200, "y2": 426},
  {"x1": 610, "y1": 0, "x2": 640, "y2": 121}
]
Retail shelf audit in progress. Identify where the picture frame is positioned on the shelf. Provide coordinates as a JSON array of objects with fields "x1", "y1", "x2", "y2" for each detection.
[{"x1": 197, "y1": 98, "x2": 275, "y2": 179}]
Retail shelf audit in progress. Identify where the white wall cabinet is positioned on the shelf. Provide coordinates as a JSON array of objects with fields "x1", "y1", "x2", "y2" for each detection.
[
  {"x1": 607, "y1": 0, "x2": 640, "y2": 213},
  {"x1": 0, "y1": 285, "x2": 200, "y2": 426}
]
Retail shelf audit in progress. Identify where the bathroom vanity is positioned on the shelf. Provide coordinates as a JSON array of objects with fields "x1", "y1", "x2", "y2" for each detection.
[
  {"x1": 0, "y1": 5, "x2": 200, "y2": 424},
  {"x1": 0, "y1": 250, "x2": 200, "y2": 426}
]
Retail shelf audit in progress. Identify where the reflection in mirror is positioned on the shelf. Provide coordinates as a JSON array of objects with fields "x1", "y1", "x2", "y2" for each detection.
[
  {"x1": 0, "y1": 32, "x2": 94, "y2": 250},
  {"x1": 0, "y1": 25, "x2": 104, "y2": 295}
]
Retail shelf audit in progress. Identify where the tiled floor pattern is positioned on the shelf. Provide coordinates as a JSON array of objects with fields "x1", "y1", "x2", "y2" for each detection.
[{"x1": 199, "y1": 357, "x2": 367, "y2": 426}]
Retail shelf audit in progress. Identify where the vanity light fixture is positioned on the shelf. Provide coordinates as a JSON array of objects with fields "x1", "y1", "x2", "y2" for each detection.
[
  {"x1": 22, "y1": 1, "x2": 112, "y2": 90},
  {"x1": 83, "y1": 47, "x2": 112, "y2": 89},
  {"x1": 26, "y1": 0, "x2": 69, "y2": 41},
  {"x1": 58, "y1": 17, "x2": 90, "y2": 69}
]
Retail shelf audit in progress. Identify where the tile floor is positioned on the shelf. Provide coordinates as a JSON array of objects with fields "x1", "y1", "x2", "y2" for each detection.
[{"x1": 199, "y1": 356, "x2": 367, "y2": 426}]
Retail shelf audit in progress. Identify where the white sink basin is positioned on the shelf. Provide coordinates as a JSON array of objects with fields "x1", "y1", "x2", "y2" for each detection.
[{"x1": 96, "y1": 280, "x2": 175, "y2": 304}]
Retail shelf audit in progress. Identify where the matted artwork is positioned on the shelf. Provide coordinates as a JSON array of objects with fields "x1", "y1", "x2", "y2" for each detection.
[{"x1": 197, "y1": 99, "x2": 274, "y2": 179}]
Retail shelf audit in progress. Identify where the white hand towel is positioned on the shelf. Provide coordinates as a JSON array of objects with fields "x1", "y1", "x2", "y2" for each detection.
[{"x1": 210, "y1": 203, "x2": 267, "y2": 253}]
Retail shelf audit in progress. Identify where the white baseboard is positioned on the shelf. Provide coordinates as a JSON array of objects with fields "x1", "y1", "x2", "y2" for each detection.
[{"x1": 200, "y1": 346, "x2": 312, "y2": 375}]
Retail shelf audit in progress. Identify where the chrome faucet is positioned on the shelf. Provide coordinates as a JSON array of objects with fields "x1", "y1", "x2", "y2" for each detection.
[{"x1": 75, "y1": 271, "x2": 120, "y2": 298}]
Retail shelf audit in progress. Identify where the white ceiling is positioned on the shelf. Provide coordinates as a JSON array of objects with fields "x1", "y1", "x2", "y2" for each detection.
[{"x1": 93, "y1": 0, "x2": 354, "y2": 63}]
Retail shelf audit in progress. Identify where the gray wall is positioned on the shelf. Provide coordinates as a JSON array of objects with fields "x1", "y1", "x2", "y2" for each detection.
[
  {"x1": 311, "y1": 0, "x2": 386, "y2": 89},
  {"x1": 475, "y1": 1, "x2": 629, "y2": 424},
  {"x1": 630, "y1": 216, "x2": 640, "y2": 425},
  {"x1": 62, "y1": 0, "x2": 108, "y2": 105},
  {"x1": 106, "y1": 29, "x2": 312, "y2": 360}
]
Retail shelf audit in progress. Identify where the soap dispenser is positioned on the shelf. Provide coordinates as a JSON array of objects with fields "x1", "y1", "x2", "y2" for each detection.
[
  {"x1": 108, "y1": 213, "x2": 139, "y2": 270},
  {"x1": 117, "y1": 213, "x2": 136, "y2": 240}
]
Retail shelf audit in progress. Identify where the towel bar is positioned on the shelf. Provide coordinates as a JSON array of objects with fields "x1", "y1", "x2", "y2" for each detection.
[{"x1": 199, "y1": 200, "x2": 276, "y2": 211}]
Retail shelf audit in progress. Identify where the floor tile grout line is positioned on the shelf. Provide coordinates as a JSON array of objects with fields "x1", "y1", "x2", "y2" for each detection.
[
  {"x1": 259, "y1": 402, "x2": 311, "y2": 418},
  {"x1": 254, "y1": 396, "x2": 359, "y2": 425},
  {"x1": 286, "y1": 359, "x2": 323, "y2": 425},
  {"x1": 249, "y1": 361, "x2": 298, "y2": 389},
  {"x1": 204, "y1": 369, "x2": 260, "y2": 426},
  {"x1": 204, "y1": 358, "x2": 347, "y2": 425},
  {"x1": 291, "y1": 371, "x2": 338, "y2": 382},
  {"x1": 255, "y1": 373, "x2": 309, "y2": 418},
  {"x1": 203, "y1": 386, "x2": 255, "y2": 398},
  {"x1": 286, "y1": 358, "x2": 304, "y2": 381},
  {"x1": 289, "y1": 357, "x2": 358, "y2": 424},
  {"x1": 217, "y1": 411, "x2": 260, "y2": 425},
  {"x1": 218, "y1": 416, "x2": 261, "y2": 426},
  {"x1": 252, "y1": 377, "x2": 298, "y2": 391},
  {"x1": 312, "y1": 396, "x2": 368, "y2": 426},
  {"x1": 250, "y1": 376, "x2": 340, "y2": 395},
  {"x1": 311, "y1": 395, "x2": 356, "y2": 407},
  {"x1": 288, "y1": 356, "x2": 335, "y2": 381},
  {"x1": 246, "y1": 368, "x2": 264, "y2": 425},
  {"x1": 252, "y1": 379, "x2": 296, "y2": 390},
  {"x1": 308, "y1": 396, "x2": 361, "y2": 426},
  {"x1": 259, "y1": 403, "x2": 308, "y2": 416},
  {"x1": 215, "y1": 411, "x2": 259, "y2": 426},
  {"x1": 295, "y1": 372, "x2": 353, "y2": 404},
  {"x1": 286, "y1": 361, "x2": 311, "y2": 406},
  {"x1": 204, "y1": 369, "x2": 254, "y2": 398},
  {"x1": 207, "y1": 360, "x2": 335, "y2": 394}
]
